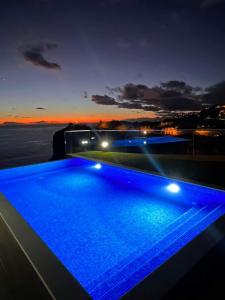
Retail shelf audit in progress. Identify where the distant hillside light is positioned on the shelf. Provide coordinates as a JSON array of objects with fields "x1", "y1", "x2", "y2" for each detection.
[{"x1": 101, "y1": 141, "x2": 109, "y2": 149}]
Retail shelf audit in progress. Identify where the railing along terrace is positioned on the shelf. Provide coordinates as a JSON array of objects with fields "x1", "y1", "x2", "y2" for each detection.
[{"x1": 64, "y1": 129, "x2": 225, "y2": 157}]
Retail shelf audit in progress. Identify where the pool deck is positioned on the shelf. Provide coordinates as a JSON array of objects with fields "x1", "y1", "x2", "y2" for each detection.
[
  {"x1": 0, "y1": 201, "x2": 52, "y2": 300},
  {"x1": 163, "y1": 233, "x2": 225, "y2": 300}
]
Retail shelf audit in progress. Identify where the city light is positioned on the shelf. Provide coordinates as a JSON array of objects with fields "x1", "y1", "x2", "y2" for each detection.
[
  {"x1": 167, "y1": 183, "x2": 180, "y2": 193},
  {"x1": 163, "y1": 127, "x2": 182, "y2": 136}
]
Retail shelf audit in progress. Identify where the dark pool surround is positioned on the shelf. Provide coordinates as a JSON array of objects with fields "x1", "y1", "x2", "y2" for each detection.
[
  {"x1": 0, "y1": 193, "x2": 90, "y2": 300},
  {"x1": 0, "y1": 215, "x2": 52, "y2": 300},
  {"x1": 0, "y1": 192, "x2": 225, "y2": 300}
]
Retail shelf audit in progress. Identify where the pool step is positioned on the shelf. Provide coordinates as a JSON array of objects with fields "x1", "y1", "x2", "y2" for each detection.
[
  {"x1": 91, "y1": 205, "x2": 209, "y2": 298},
  {"x1": 90, "y1": 205, "x2": 223, "y2": 299},
  {"x1": 98, "y1": 204, "x2": 224, "y2": 300},
  {"x1": 86, "y1": 206, "x2": 197, "y2": 293}
]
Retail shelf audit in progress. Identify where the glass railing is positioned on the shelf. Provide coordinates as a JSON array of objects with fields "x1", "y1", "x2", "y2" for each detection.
[
  {"x1": 64, "y1": 129, "x2": 225, "y2": 157},
  {"x1": 64, "y1": 128, "x2": 225, "y2": 188}
]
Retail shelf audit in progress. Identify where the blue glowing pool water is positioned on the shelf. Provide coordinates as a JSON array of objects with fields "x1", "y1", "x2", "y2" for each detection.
[
  {"x1": 112, "y1": 136, "x2": 189, "y2": 147},
  {"x1": 0, "y1": 157, "x2": 225, "y2": 299}
]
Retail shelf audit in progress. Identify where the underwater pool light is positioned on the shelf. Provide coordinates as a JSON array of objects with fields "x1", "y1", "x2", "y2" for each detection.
[
  {"x1": 101, "y1": 141, "x2": 109, "y2": 149},
  {"x1": 143, "y1": 140, "x2": 147, "y2": 145},
  {"x1": 94, "y1": 163, "x2": 102, "y2": 169},
  {"x1": 167, "y1": 183, "x2": 180, "y2": 193}
]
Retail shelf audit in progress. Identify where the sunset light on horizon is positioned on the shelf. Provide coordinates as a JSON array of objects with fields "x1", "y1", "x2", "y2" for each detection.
[
  {"x1": 0, "y1": 109, "x2": 156, "y2": 125},
  {"x1": 1, "y1": 0, "x2": 225, "y2": 125}
]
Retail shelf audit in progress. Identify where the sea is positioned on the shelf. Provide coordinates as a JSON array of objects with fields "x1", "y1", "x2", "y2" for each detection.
[{"x1": 0, "y1": 125, "x2": 65, "y2": 169}]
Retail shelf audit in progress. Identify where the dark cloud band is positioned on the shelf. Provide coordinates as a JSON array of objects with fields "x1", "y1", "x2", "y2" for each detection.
[
  {"x1": 91, "y1": 95, "x2": 118, "y2": 105},
  {"x1": 20, "y1": 43, "x2": 61, "y2": 70},
  {"x1": 91, "y1": 81, "x2": 225, "y2": 114}
]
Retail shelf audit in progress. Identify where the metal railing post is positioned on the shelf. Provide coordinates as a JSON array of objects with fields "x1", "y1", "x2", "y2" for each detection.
[{"x1": 192, "y1": 131, "x2": 195, "y2": 157}]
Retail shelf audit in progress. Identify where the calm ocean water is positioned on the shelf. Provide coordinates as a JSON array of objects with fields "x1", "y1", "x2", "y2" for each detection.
[{"x1": 0, "y1": 125, "x2": 65, "y2": 169}]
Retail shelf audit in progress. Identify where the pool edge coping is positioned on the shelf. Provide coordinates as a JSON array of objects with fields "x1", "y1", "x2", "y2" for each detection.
[
  {"x1": 122, "y1": 212, "x2": 225, "y2": 300},
  {"x1": 70, "y1": 154, "x2": 225, "y2": 192}
]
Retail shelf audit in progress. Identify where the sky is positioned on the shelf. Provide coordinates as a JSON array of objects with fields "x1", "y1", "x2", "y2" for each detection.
[{"x1": 0, "y1": 0, "x2": 225, "y2": 124}]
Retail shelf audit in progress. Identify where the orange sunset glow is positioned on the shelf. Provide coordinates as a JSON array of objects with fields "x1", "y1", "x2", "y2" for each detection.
[{"x1": 0, "y1": 111, "x2": 156, "y2": 125}]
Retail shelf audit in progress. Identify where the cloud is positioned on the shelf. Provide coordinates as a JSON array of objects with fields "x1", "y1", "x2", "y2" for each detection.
[
  {"x1": 2, "y1": 122, "x2": 25, "y2": 126},
  {"x1": 91, "y1": 95, "x2": 118, "y2": 105},
  {"x1": 203, "y1": 81, "x2": 225, "y2": 105},
  {"x1": 201, "y1": 0, "x2": 225, "y2": 8},
  {"x1": 36, "y1": 107, "x2": 47, "y2": 110},
  {"x1": 34, "y1": 120, "x2": 48, "y2": 123},
  {"x1": 20, "y1": 43, "x2": 61, "y2": 70},
  {"x1": 8, "y1": 115, "x2": 32, "y2": 119},
  {"x1": 91, "y1": 81, "x2": 204, "y2": 114}
]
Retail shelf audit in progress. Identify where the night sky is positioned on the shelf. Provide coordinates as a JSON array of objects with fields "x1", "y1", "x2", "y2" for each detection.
[{"x1": 1, "y1": 0, "x2": 225, "y2": 124}]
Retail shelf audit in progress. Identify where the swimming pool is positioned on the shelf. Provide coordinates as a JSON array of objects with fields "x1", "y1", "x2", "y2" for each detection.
[
  {"x1": 0, "y1": 157, "x2": 225, "y2": 299},
  {"x1": 112, "y1": 136, "x2": 189, "y2": 147}
]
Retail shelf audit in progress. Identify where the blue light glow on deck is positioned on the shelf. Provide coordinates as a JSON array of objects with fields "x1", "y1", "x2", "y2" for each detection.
[{"x1": 0, "y1": 157, "x2": 224, "y2": 299}]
